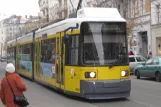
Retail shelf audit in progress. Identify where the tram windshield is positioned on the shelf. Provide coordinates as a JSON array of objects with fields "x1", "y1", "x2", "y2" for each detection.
[{"x1": 80, "y1": 22, "x2": 128, "y2": 65}]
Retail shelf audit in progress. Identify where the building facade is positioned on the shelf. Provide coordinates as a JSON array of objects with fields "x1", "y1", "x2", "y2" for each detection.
[
  {"x1": 38, "y1": 0, "x2": 49, "y2": 23},
  {"x1": 0, "y1": 15, "x2": 36, "y2": 56},
  {"x1": 22, "y1": 16, "x2": 40, "y2": 34},
  {"x1": 0, "y1": 18, "x2": 14, "y2": 56},
  {"x1": 0, "y1": 23, "x2": 7, "y2": 57},
  {"x1": 127, "y1": 0, "x2": 151, "y2": 58},
  {"x1": 48, "y1": 0, "x2": 59, "y2": 21},
  {"x1": 39, "y1": 0, "x2": 127, "y2": 23},
  {"x1": 0, "y1": 14, "x2": 10, "y2": 57},
  {"x1": 1, "y1": 15, "x2": 25, "y2": 41},
  {"x1": 48, "y1": 0, "x2": 68, "y2": 21},
  {"x1": 151, "y1": 0, "x2": 161, "y2": 57},
  {"x1": 68, "y1": 0, "x2": 127, "y2": 18}
]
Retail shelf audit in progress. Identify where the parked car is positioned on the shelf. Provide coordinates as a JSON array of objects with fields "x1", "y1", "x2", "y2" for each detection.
[
  {"x1": 134, "y1": 56, "x2": 161, "y2": 82},
  {"x1": 129, "y1": 55, "x2": 147, "y2": 74}
]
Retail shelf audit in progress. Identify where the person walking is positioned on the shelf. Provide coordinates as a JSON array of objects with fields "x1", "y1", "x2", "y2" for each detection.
[
  {"x1": 128, "y1": 51, "x2": 133, "y2": 55},
  {"x1": 0, "y1": 63, "x2": 28, "y2": 107}
]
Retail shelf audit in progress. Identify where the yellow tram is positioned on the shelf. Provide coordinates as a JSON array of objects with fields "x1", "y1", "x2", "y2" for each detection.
[{"x1": 7, "y1": 8, "x2": 131, "y2": 99}]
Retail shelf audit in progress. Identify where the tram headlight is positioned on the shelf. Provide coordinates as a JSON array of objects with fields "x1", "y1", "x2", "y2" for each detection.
[
  {"x1": 90, "y1": 72, "x2": 96, "y2": 78},
  {"x1": 121, "y1": 70, "x2": 129, "y2": 77},
  {"x1": 121, "y1": 71, "x2": 126, "y2": 76},
  {"x1": 85, "y1": 72, "x2": 96, "y2": 78}
]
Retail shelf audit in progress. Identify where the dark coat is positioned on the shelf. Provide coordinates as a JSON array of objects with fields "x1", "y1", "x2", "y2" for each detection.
[{"x1": 0, "y1": 72, "x2": 27, "y2": 107}]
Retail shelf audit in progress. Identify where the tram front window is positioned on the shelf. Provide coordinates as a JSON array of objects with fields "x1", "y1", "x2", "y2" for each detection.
[{"x1": 80, "y1": 22, "x2": 128, "y2": 66}]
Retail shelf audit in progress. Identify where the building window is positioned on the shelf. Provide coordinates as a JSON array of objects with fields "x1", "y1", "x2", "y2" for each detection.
[
  {"x1": 156, "y1": 4, "x2": 160, "y2": 23},
  {"x1": 145, "y1": 0, "x2": 151, "y2": 13},
  {"x1": 128, "y1": 0, "x2": 131, "y2": 18},
  {"x1": 7, "y1": 47, "x2": 15, "y2": 61},
  {"x1": 132, "y1": 0, "x2": 135, "y2": 17},
  {"x1": 123, "y1": 10, "x2": 126, "y2": 18},
  {"x1": 140, "y1": 0, "x2": 143, "y2": 15}
]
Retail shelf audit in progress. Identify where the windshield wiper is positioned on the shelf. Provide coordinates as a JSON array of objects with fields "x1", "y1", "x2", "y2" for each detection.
[
  {"x1": 108, "y1": 54, "x2": 123, "y2": 68},
  {"x1": 108, "y1": 60, "x2": 118, "y2": 68}
]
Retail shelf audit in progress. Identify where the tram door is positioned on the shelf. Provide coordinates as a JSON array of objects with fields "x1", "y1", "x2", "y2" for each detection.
[
  {"x1": 56, "y1": 32, "x2": 64, "y2": 88},
  {"x1": 34, "y1": 38, "x2": 41, "y2": 78}
]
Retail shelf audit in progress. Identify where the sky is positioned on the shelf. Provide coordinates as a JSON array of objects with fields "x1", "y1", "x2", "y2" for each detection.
[{"x1": 0, "y1": 0, "x2": 39, "y2": 18}]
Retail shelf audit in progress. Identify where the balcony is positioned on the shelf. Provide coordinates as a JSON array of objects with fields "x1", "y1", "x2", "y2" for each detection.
[{"x1": 40, "y1": 3, "x2": 48, "y2": 11}]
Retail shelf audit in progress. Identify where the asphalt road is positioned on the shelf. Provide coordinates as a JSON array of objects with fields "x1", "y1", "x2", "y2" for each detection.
[{"x1": 0, "y1": 62, "x2": 161, "y2": 107}]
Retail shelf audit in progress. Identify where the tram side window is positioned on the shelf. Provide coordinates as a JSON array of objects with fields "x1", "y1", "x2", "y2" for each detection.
[
  {"x1": 19, "y1": 46, "x2": 23, "y2": 60},
  {"x1": 12, "y1": 48, "x2": 14, "y2": 60},
  {"x1": 41, "y1": 38, "x2": 56, "y2": 63},
  {"x1": 66, "y1": 35, "x2": 79, "y2": 65},
  {"x1": 10, "y1": 48, "x2": 14, "y2": 60},
  {"x1": 10, "y1": 48, "x2": 13, "y2": 60},
  {"x1": 19, "y1": 44, "x2": 32, "y2": 61},
  {"x1": 7, "y1": 48, "x2": 11, "y2": 60},
  {"x1": 7, "y1": 47, "x2": 15, "y2": 61}
]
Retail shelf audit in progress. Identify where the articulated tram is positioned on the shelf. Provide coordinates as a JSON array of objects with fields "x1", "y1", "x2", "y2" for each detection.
[{"x1": 7, "y1": 8, "x2": 131, "y2": 99}]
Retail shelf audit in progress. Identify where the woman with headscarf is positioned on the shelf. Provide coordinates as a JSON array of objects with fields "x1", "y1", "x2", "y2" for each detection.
[{"x1": 0, "y1": 63, "x2": 27, "y2": 107}]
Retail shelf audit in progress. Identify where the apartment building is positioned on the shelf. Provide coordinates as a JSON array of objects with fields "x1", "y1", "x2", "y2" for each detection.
[
  {"x1": 151, "y1": 0, "x2": 161, "y2": 57},
  {"x1": 38, "y1": 0, "x2": 49, "y2": 23},
  {"x1": 127, "y1": 0, "x2": 151, "y2": 58}
]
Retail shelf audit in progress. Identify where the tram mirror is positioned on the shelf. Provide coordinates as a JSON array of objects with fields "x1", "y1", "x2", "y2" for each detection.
[
  {"x1": 71, "y1": 23, "x2": 79, "y2": 32},
  {"x1": 76, "y1": 23, "x2": 79, "y2": 28},
  {"x1": 63, "y1": 34, "x2": 70, "y2": 45}
]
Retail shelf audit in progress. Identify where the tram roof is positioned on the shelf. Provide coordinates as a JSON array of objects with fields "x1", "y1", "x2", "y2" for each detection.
[
  {"x1": 77, "y1": 7, "x2": 122, "y2": 19},
  {"x1": 36, "y1": 7, "x2": 126, "y2": 33},
  {"x1": 7, "y1": 39, "x2": 16, "y2": 46},
  {"x1": 17, "y1": 32, "x2": 33, "y2": 44}
]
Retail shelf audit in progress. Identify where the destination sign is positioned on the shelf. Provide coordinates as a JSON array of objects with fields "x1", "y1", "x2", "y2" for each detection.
[{"x1": 84, "y1": 22, "x2": 126, "y2": 33}]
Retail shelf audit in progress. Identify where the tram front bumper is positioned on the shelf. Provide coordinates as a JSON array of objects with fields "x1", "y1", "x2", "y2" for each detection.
[{"x1": 80, "y1": 79, "x2": 131, "y2": 99}]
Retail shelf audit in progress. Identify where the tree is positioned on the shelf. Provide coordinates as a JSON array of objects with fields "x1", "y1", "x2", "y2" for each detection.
[
  {"x1": 85, "y1": 0, "x2": 116, "y2": 8},
  {"x1": 49, "y1": 4, "x2": 59, "y2": 21},
  {"x1": 48, "y1": 0, "x2": 68, "y2": 22}
]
